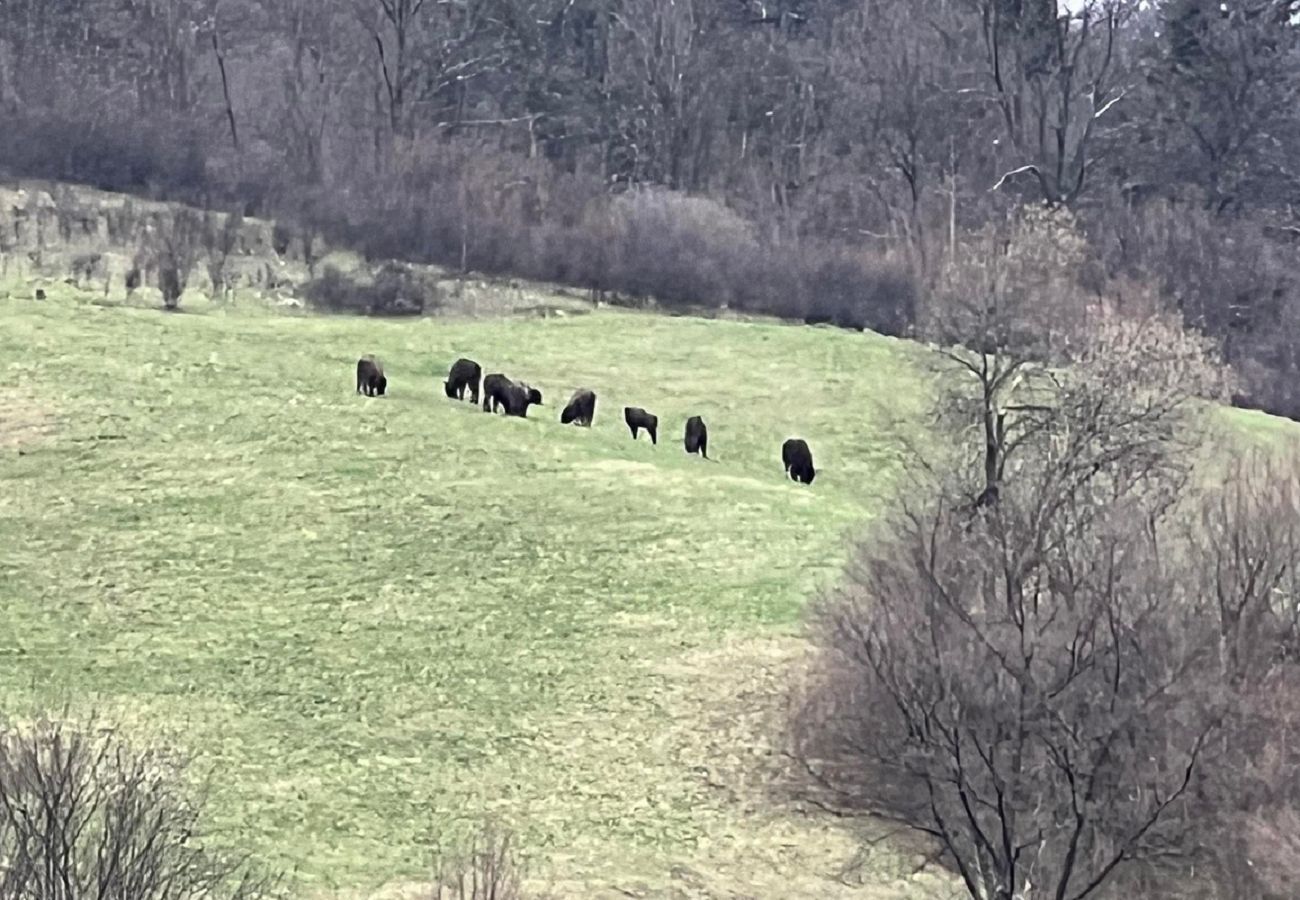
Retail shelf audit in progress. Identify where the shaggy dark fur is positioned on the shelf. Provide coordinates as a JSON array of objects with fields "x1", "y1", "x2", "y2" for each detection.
[
  {"x1": 781, "y1": 438, "x2": 815, "y2": 485},
  {"x1": 482, "y1": 373, "x2": 510, "y2": 412},
  {"x1": 444, "y1": 358, "x2": 482, "y2": 403},
  {"x1": 483, "y1": 374, "x2": 540, "y2": 415},
  {"x1": 624, "y1": 407, "x2": 658, "y2": 444},
  {"x1": 498, "y1": 383, "x2": 536, "y2": 418},
  {"x1": 356, "y1": 356, "x2": 387, "y2": 396},
  {"x1": 683, "y1": 416, "x2": 709, "y2": 459},
  {"x1": 561, "y1": 389, "x2": 597, "y2": 427}
]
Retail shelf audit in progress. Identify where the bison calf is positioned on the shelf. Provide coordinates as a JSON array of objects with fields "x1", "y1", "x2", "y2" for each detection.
[
  {"x1": 561, "y1": 389, "x2": 597, "y2": 427},
  {"x1": 624, "y1": 407, "x2": 658, "y2": 445},
  {"x1": 683, "y1": 416, "x2": 709, "y2": 459},
  {"x1": 444, "y1": 358, "x2": 482, "y2": 404},
  {"x1": 356, "y1": 356, "x2": 387, "y2": 397},
  {"x1": 782, "y1": 438, "x2": 815, "y2": 485}
]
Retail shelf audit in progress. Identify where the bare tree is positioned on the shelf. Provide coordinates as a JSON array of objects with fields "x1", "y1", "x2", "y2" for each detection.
[
  {"x1": 920, "y1": 206, "x2": 1228, "y2": 505},
  {"x1": 428, "y1": 822, "x2": 529, "y2": 900},
  {"x1": 789, "y1": 313, "x2": 1261, "y2": 900},
  {"x1": 203, "y1": 208, "x2": 244, "y2": 301},
  {"x1": 975, "y1": 0, "x2": 1134, "y2": 206},
  {"x1": 0, "y1": 714, "x2": 276, "y2": 900},
  {"x1": 155, "y1": 210, "x2": 205, "y2": 310}
]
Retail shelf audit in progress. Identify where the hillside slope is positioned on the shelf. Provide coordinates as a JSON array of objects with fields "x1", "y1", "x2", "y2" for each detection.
[{"x1": 0, "y1": 289, "x2": 953, "y2": 898}]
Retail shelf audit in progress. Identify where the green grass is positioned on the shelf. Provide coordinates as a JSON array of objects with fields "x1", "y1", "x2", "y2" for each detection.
[{"x1": 0, "y1": 291, "x2": 940, "y2": 897}]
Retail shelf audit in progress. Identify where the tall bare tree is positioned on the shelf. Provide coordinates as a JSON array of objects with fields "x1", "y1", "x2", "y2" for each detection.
[{"x1": 789, "y1": 317, "x2": 1279, "y2": 900}]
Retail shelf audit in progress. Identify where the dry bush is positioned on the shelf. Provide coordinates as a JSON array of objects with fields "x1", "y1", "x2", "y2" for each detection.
[
  {"x1": 0, "y1": 714, "x2": 275, "y2": 900},
  {"x1": 604, "y1": 189, "x2": 758, "y2": 309},
  {"x1": 789, "y1": 323, "x2": 1292, "y2": 900},
  {"x1": 1244, "y1": 810, "x2": 1300, "y2": 899},
  {"x1": 303, "y1": 263, "x2": 439, "y2": 316},
  {"x1": 0, "y1": 108, "x2": 208, "y2": 201},
  {"x1": 925, "y1": 204, "x2": 1099, "y2": 359},
  {"x1": 798, "y1": 247, "x2": 915, "y2": 334},
  {"x1": 148, "y1": 210, "x2": 204, "y2": 310},
  {"x1": 428, "y1": 823, "x2": 530, "y2": 900},
  {"x1": 203, "y1": 209, "x2": 244, "y2": 301},
  {"x1": 293, "y1": 145, "x2": 916, "y2": 334}
]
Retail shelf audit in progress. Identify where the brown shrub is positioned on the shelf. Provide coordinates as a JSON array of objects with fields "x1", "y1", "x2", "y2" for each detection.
[
  {"x1": 303, "y1": 263, "x2": 441, "y2": 316},
  {"x1": 0, "y1": 714, "x2": 276, "y2": 900},
  {"x1": 428, "y1": 823, "x2": 532, "y2": 900}
]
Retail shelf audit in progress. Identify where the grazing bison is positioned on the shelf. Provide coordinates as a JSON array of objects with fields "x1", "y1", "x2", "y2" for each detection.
[
  {"x1": 497, "y1": 383, "x2": 537, "y2": 418},
  {"x1": 483, "y1": 373, "x2": 541, "y2": 415},
  {"x1": 624, "y1": 407, "x2": 658, "y2": 445},
  {"x1": 356, "y1": 356, "x2": 387, "y2": 396},
  {"x1": 482, "y1": 374, "x2": 510, "y2": 412},
  {"x1": 683, "y1": 416, "x2": 709, "y2": 459},
  {"x1": 444, "y1": 358, "x2": 482, "y2": 403},
  {"x1": 561, "y1": 389, "x2": 597, "y2": 427},
  {"x1": 782, "y1": 438, "x2": 815, "y2": 485}
]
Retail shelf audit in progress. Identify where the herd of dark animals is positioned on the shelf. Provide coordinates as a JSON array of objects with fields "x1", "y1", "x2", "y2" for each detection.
[{"x1": 357, "y1": 355, "x2": 817, "y2": 485}]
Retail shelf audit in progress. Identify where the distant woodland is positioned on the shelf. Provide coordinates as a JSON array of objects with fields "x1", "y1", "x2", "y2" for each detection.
[{"x1": 3, "y1": 0, "x2": 1300, "y2": 412}]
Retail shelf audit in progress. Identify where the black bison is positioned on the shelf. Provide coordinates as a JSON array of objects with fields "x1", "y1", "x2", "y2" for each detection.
[
  {"x1": 444, "y1": 358, "x2": 482, "y2": 403},
  {"x1": 483, "y1": 374, "x2": 541, "y2": 416},
  {"x1": 782, "y1": 438, "x2": 815, "y2": 485},
  {"x1": 482, "y1": 373, "x2": 509, "y2": 412},
  {"x1": 356, "y1": 356, "x2": 387, "y2": 396},
  {"x1": 624, "y1": 407, "x2": 658, "y2": 444},
  {"x1": 500, "y1": 383, "x2": 541, "y2": 418},
  {"x1": 561, "y1": 389, "x2": 597, "y2": 427},
  {"x1": 683, "y1": 416, "x2": 709, "y2": 459}
]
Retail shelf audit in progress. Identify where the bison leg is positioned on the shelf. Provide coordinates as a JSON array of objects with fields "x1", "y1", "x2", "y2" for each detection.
[{"x1": 649, "y1": 427, "x2": 657, "y2": 445}]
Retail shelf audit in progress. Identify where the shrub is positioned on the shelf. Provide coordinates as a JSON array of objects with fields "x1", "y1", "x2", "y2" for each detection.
[
  {"x1": 788, "y1": 321, "x2": 1290, "y2": 900},
  {"x1": 798, "y1": 249, "x2": 916, "y2": 334},
  {"x1": 0, "y1": 109, "x2": 208, "y2": 200},
  {"x1": 429, "y1": 823, "x2": 530, "y2": 900},
  {"x1": 203, "y1": 209, "x2": 244, "y2": 300},
  {"x1": 0, "y1": 714, "x2": 275, "y2": 900},
  {"x1": 604, "y1": 189, "x2": 757, "y2": 309},
  {"x1": 303, "y1": 263, "x2": 440, "y2": 316},
  {"x1": 291, "y1": 150, "x2": 918, "y2": 335}
]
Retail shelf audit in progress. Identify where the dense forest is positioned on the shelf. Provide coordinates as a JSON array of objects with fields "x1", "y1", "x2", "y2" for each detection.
[{"x1": 2, "y1": 0, "x2": 1299, "y2": 413}]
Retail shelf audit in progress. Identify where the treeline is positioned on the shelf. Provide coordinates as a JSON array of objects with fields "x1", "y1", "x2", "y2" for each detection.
[{"x1": 2, "y1": 0, "x2": 1300, "y2": 410}]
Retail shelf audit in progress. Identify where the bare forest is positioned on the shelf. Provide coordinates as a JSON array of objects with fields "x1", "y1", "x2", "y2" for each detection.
[{"x1": 2, "y1": 0, "x2": 1300, "y2": 412}]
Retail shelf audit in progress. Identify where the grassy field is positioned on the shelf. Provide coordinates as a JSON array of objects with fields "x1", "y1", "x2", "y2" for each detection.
[{"x1": 0, "y1": 288, "x2": 952, "y2": 898}]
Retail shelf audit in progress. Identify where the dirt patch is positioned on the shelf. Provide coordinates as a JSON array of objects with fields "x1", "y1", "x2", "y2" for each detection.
[{"x1": 0, "y1": 390, "x2": 56, "y2": 449}]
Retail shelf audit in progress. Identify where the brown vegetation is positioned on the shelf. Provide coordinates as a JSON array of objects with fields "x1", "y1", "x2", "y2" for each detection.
[
  {"x1": 7, "y1": 0, "x2": 1298, "y2": 376},
  {"x1": 788, "y1": 312, "x2": 1300, "y2": 899},
  {"x1": 0, "y1": 714, "x2": 276, "y2": 900}
]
